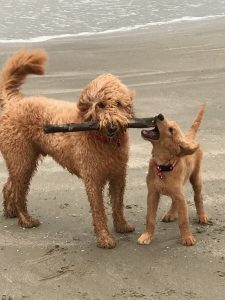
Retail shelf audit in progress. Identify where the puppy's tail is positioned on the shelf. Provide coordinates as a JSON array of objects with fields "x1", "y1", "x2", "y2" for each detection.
[
  {"x1": 0, "y1": 49, "x2": 47, "y2": 104},
  {"x1": 186, "y1": 104, "x2": 205, "y2": 139}
]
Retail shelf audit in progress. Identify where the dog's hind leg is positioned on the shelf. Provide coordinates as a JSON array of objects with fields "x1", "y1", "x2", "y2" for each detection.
[
  {"x1": 109, "y1": 174, "x2": 135, "y2": 234},
  {"x1": 161, "y1": 201, "x2": 178, "y2": 222},
  {"x1": 2, "y1": 143, "x2": 40, "y2": 228},
  {"x1": 3, "y1": 178, "x2": 17, "y2": 218},
  {"x1": 190, "y1": 168, "x2": 208, "y2": 224}
]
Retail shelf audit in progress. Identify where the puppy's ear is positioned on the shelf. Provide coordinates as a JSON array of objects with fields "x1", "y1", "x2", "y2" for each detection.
[{"x1": 177, "y1": 136, "x2": 199, "y2": 156}]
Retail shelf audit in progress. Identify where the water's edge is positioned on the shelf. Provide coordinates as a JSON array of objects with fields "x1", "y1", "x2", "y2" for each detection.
[{"x1": 0, "y1": 13, "x2": 224, "y2": 44}]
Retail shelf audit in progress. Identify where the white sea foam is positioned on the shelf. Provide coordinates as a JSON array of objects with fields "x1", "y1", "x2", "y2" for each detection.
[{"x1": 0, "y1": 13, "x2": 225, "y2": 44}]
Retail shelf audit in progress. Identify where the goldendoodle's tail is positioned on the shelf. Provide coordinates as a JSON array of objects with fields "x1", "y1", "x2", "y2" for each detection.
[
  {"x1": 186, "y1": 104, "x2": 205, "y2": 139},
  {"x1": 0, "y1": 49, "x2": 47, "y2": 103}
]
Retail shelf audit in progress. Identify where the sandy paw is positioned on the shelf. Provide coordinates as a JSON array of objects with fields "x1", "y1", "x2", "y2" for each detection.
[
  {"x1": 181, "y1": 235, "x2": 196, "y2": 246},
  {"x1": 198, "y1": 214, "x2": 209, "y2": 224},
  {"x1": 161, "y1": 213, "x2": 177, "y2": 222},
  {"x1": 19, "y1": 217, "x2": 40, "y2": 228},
  {"x1": 137, "y1": 232, "x2": 152, "y2": 245},
  {"x1": 97, "y1": 234, "x2": 117, "y2": 249}
]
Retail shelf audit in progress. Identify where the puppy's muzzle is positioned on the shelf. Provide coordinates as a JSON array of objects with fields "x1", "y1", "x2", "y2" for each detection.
[{"x1": 156, "y1": 114, "x2": 164, "y2": 122}]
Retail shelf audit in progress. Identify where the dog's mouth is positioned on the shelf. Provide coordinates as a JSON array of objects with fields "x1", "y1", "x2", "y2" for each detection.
[
  {"x1": 141, "y1": 126, "x2": 160, "y2": 141},
  {"x1": 107, "y1": 131, "x2": 117, "y2": 138}
]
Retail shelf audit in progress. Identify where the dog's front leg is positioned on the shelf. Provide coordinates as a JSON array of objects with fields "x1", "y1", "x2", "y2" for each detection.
[
  {"x1": 84, "y1": 180, "x2": 116, "y2": 249},
  {"x1": 173, "y1": 192, "x2": 196, "y2": 246},
  {"x1": 138, "y1": 189, "x2": 160, "y2": 245},
  {"x1": 109, "y1": 175, "x2": 135, "y2": 233}
]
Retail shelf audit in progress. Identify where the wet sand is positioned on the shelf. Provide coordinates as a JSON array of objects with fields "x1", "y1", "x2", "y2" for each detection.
[{"x1": 0, "y1": 20, "x2": 225, "y2": 299}]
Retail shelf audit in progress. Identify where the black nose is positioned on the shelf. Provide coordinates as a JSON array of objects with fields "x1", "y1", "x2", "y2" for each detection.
[
  {"x1": 157, "y1": 114, "x2": 164, "y2": 121},
  {"x1": 108, "y1": 124, "x2": 117, "y2": 134}
]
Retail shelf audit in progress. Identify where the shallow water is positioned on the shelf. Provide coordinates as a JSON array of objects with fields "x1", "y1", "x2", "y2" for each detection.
[{"x1": 0, "y1": 0, "x2": 225, "y2": 42}]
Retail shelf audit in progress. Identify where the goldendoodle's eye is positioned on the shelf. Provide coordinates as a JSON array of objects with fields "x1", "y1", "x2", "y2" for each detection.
[
  {"x1": 97, "y1": 102, "x2": 105, "y2": 109},
  {"x1": 169, "y1": 127, "x2": 173, "y2": 134},
  {"x1": 117, "y1": 101, "x2": 122, "y2": 107}
]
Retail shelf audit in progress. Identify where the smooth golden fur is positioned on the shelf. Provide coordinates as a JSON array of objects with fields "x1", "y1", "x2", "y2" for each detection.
[
  {"x1": 138, "y1": 105, "x2": 208, "y2": 246},
  {"x1": 0, "y1": 49, "x2": 135, "y2": 248}
]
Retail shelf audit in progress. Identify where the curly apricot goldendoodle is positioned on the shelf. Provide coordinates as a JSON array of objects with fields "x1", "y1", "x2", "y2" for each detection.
[{"x1": 0, "y1": 49, "x2": 135, "y2": 248}]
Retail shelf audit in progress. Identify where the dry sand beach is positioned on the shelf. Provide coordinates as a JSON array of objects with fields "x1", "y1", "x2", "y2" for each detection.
[{"x1": 0, "y1": 20, "x2": 225, "y2": 299}]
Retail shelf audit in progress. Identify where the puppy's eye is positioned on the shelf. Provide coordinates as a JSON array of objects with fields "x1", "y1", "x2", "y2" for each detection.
[
  {"x1": 117, "y1": 101, "x2": 122, "y2": 107},
  {"x1": 169, "y1": 127, "x2": 174, "y2": 134},
  {"x1": 97, "y1": 102, "x2": 105, "y2": 109}
]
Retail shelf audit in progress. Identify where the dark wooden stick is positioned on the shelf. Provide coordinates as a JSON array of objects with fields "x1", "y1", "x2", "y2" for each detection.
[
  {"x1": 128, "y1": 117, "x2": 156, "y2": 128},
  {"x1": 43, "y1": 117, "x2": 157, "y2": 134},
  {"x1": 44, "y1": 122, "x2": 98, "y2": 133}
]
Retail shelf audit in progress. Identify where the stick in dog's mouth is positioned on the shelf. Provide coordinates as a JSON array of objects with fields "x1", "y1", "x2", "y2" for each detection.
[{"x1": 43, "y1": 116, "x2": 162, "y2": 134}]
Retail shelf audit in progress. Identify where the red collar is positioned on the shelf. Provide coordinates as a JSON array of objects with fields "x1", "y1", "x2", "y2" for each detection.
[
  {"x1": 94, "y1": 133, "x2": 121, "y2": 147},
  {"x1": 153, "y1": 160, "x2": 178, "y2": 179}
]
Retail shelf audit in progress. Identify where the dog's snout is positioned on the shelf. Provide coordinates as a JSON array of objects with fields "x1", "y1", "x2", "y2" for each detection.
[
  {"x1": 157, "y1": 114, "x2": 164, "y2": 121},
  {"x1": 108, "y1": 124, "x2": 117, "y2": 134}
]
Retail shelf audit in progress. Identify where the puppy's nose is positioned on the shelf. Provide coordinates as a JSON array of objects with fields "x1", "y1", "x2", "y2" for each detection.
[
  {"x1": 157, "y1": 114, "x2": 164, "y2": 121},
  {"x1": 108, "y1": 124, "x2": 117, "y2": 134}
]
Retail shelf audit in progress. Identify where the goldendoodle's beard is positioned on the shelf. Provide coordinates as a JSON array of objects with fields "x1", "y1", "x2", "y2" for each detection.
[{"x1": 98, "y1": 107, "x2": 133, "y2": 136}]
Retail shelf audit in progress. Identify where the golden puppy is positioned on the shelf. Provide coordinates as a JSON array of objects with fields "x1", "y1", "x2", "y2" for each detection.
[{"x1": 138, "y1": 106, "x2": 208, "y2": 246}]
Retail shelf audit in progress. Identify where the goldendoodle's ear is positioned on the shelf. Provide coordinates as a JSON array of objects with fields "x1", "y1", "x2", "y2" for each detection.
[
  {"x1": 77, "y1": 88, "x2": 93, "y2": 117},
  {"x1": 177, "y1": 136, "x2": 199, "y2": 156},
  {"x1": 77, "y1": 98, "x2": 91, "y2": 115},
  {"x1": 130, "y1": 90, "x2": 136, "y2": 99},
  {"x1": 128, "y1": 90, "x2": 135, "y2": 117}
]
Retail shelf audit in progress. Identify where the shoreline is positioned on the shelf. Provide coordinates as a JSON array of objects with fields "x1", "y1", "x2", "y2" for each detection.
[{"x1": 1, "y1": 16, "x2": 225, "y2": 47}]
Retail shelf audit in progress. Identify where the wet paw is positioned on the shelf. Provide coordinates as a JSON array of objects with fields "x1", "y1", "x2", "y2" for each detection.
[
  {"x1": 19, "y1": 217, "x2": 40, "y2": 228},
  {"x1": 161, "y1": 213, "x2": 177, "y2": 222},
  {"x1": 137, "y1": 232, "x2": 152, "y2": 245},
  {"x1": 181, "y1": 235, "x2": 196, "y2": 246},
  {"x1": 97, "y1": 233, "x2": 116, "y2": 249},
  {"x1": 198, "y1": 214, "x2": 208, "y2": 224}
]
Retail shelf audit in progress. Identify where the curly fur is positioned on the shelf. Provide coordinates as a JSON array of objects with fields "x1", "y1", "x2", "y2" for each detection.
[
  {"x1": 138, "y1": 105, "x2": 208, "y2": 246},
  {"x1": 0, "y1": 49, "x2": 135, "y2": 248}
]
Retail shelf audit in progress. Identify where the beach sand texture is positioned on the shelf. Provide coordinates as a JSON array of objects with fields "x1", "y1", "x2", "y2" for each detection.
[{"x1": 0, "y1": 20, "x2": 225, "y2": 299}]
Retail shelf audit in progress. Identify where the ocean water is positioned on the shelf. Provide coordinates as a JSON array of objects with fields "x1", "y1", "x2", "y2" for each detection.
[{"x1": 0, "y1": 0, "x2": 225, "y2": 43}]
